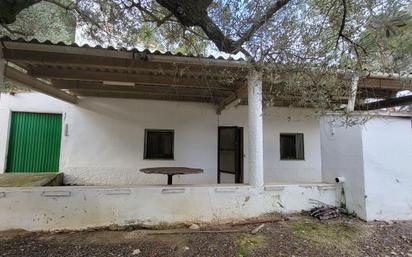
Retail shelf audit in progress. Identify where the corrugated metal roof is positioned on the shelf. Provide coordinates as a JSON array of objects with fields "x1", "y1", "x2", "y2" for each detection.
[{"x1": 0, "y1": 36, "x2": 245, "y2": 61}]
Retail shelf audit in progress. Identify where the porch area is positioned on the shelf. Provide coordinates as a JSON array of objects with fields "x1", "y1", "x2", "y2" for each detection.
[
  {"x1": 0, "y1": 37, "x2": 331, "y2": 187},
  {"x1": 2, "y1": 37, "x2": 408, "y2": 186}
]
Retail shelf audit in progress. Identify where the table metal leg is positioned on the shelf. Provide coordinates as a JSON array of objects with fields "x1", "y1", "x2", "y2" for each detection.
[{"x1": 167, "y1": 174, "x2": 173, "y2": 185}]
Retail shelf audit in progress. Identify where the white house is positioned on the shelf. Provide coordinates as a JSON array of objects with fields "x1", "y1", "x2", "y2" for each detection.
[{"x1": 0, "y1": 37, "x2": 411, "y2": 231}]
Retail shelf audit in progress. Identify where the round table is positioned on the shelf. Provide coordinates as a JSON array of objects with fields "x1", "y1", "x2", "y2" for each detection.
[{"x1": 139, "y1": 167, "x2": 203, "y2": 185}]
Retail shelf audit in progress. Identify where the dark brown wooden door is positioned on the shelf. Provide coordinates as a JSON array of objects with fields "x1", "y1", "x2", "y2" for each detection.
[{"x1": 218, "y1": 126, "x2": 243, "y2": 184}]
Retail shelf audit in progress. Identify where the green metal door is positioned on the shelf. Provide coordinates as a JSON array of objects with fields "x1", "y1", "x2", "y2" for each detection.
[{"x1": 6, "y1": 112, "x2": 62, "y2": 173}]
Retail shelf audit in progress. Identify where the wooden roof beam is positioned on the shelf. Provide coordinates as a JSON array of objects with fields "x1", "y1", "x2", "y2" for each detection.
[
  {"x1": 356, "y1": 95, "x2": 412, "y2": 111},
  {"x1": 216, "y1": 84, "x2": 248, "y2": 114},
  {"x1": 3, "y1": 41, "x2": 412, "y2": 89},
  {"x1": 357, "y1": 88, "x2": 397, "y2": 98},
  {"x1": 72, "y1": 90, "x2": 220, "y2": 103},
  {"x1": 53, "y1": 80, "x2": 232, "y2": 97},
  {"x1": 4, "y1": 66, "x2": 78, "y2": 104},
  {"x1": 359, "y1": 78, "x2": 412, "y2": 90},
  {"x1": 29, "y1": 67, "x2": 239, "y2": 90},
  {"x1": 70, "y1": 88, "x2": 219, "y2": 100},
  {"x1": 217, "y1": 79, "x2": 326, "y2": 114}
]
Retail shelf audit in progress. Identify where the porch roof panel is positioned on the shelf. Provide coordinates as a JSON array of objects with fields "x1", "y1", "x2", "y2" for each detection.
[{"x1": 1, "y1": 36, "x2": 411, "y2": 110}]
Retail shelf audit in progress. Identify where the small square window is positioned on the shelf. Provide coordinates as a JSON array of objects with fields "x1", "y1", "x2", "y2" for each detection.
[
  {"x1": 280, "y1": 133, "x2": 304, "y2": 160},
  {"x1": 144, "y1": 129, "x2": 174, "y2": 159}
]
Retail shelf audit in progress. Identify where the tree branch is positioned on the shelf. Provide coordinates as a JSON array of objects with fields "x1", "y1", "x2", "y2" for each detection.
[
  {"x1": 157, "y1": 12, "x2": 173, "y2": 26},
  {"x1": 124, "y1": 0, "x2": 173, "y2": 27},
  {"x1": 128, "y1": 1, "x2": 162, "y2": 23},
  {"x1": 155, "y1": 0, "x2": 290, "y2": 54},
  {"x1": 335, "y1": 0, "x2": 347, "y2": 48},
  {"x1": 334, "y1": 0, "x2": 368, "y2": 66},
  {"x1": 44, "y1": 0, "x2": 76, "y2": 10},
  {"x1": 233, "y1": 0, "x2": 290, "y2": 50}
]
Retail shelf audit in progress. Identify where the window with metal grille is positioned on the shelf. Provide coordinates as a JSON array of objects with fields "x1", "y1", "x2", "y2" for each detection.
[
  {"x1": 144, "y1": 129, "x2": 174, "y2": 159},
  {"x1": 280, "y1": 133, "x2": 304, "y2": 160}
]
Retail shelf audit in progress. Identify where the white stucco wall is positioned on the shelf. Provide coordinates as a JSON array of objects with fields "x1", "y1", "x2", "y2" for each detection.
[
  {"x1": 220, "y1": 106, "x2": 323, "y2": 183},
  {"x1": 0, "y1": 93, "x2": 69, "y2": 173},
  {"x1": 321, "y1": 115, "x2": 412, "y2": 221},
  {"x1": 362, "y1": 117, "x2": 412, "y2": 220},
  {"x1": 0, "y1": 183, "x2": 336, "y2": 231},
  {"x1": 320, "y1": 117, "x2": 367, "y2": 219},
  {"x1": 0, "y1": 93, "x2": 218, "y2": 185},
  {"x1": 0, "y1": 92, "x2": 323, "y2": 185}
]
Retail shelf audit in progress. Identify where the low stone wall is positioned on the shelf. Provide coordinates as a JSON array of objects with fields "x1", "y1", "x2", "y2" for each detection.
[{"x1": 0, "y1": 183, "x2": 336, "y2": 231}]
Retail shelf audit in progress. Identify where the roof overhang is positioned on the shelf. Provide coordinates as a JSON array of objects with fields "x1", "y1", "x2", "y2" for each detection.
[{"x1": 1, "y1": 37, "x2": 411, "y2": 113}]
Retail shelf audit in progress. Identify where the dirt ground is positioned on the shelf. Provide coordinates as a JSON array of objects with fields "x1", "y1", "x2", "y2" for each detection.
[{"x1": 0, "y1": 214, "x2": 411, "y2": 257}]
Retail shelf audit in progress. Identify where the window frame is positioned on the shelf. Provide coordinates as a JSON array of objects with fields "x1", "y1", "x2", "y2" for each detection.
[
  {"x1": 279, "y1": 133, "x2": 305, "y2": 161},
  {"x1": 144, "y1": 129, "x2": 175, "y2": 160}
]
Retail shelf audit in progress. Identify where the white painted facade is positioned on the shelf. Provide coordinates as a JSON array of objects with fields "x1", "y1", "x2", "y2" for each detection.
[
  {"x1": 220, "y1": 106, "x2": 323, "y2": 184},
  {"x1": 0, "y1": 183, "x2": 336, "y2": 231},
  {"x1": 362, "y1": 118, "x2": 412, "y2": 220},
  {"x1": 321, "y1": 115, "x2": 412, "y2": 221},
  {"x1": 1, "y1": 91, "x2": 411, "y2": 228},
  {"x1": 320, "y1": 118, "x2": 367, "y2": 219},
  {"x1": 0, "y1": 92, "x2": 323, "y2": 185}
]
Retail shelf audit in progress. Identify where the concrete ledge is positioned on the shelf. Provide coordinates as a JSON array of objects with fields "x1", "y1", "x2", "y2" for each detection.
[
  {"x1": 0, "y1": 183, "x2": 336, "y2": 231},
  {"x1": 0, "y1": 173, "x2": 63, "y2": 187}
]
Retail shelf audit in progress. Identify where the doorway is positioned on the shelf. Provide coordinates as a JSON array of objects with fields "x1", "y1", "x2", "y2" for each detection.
[{"x1": 217, "y1": 126, "x2": 243, "y2": 183}]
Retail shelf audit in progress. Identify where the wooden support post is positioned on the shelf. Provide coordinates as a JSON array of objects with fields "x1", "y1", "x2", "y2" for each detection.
[
  {"x1": 347, "y1": 74, "x2": 359, "y2": 112},
  {"x1": 4, "y1": 66, "x2": 78, "y2": 104}
]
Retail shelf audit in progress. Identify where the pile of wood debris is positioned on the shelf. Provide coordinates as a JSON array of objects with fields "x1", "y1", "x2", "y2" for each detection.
[{"x1": 306, "y1": 200, "x2": 348, "y2": 220}]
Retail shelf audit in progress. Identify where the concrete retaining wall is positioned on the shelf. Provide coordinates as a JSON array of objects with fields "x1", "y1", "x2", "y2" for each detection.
[{"x1": 0, "y1": 183, "x2": 335, "y2": 231}]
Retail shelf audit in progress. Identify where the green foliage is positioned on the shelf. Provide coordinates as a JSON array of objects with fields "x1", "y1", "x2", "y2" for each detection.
[
  {"x1": 0, "y1": 0, "x2": 76, "y2": 92},
  {"x1": 4, "y1": 0, "x2": 409, "y2": 71},
  {"x1": 0, "y1": 0, "x2": 76, "y2": 43},
  {"x1": 75, "y1": 0, "x2": 209, "y2": 55},
  {"x1": 358, "y1": 2, "x2": 412, "y2": 72}
]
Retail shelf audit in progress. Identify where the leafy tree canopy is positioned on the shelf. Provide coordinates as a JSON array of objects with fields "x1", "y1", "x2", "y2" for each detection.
[
  {"x1": 0, "y1": 0, "x2": 76, "y2": 92},
  {"x1": 0, "y1": 0, "x2": 410, "y2": 70},
  {"x1": 1, "y1": 0, "x2": 75, "y2": 43}
]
